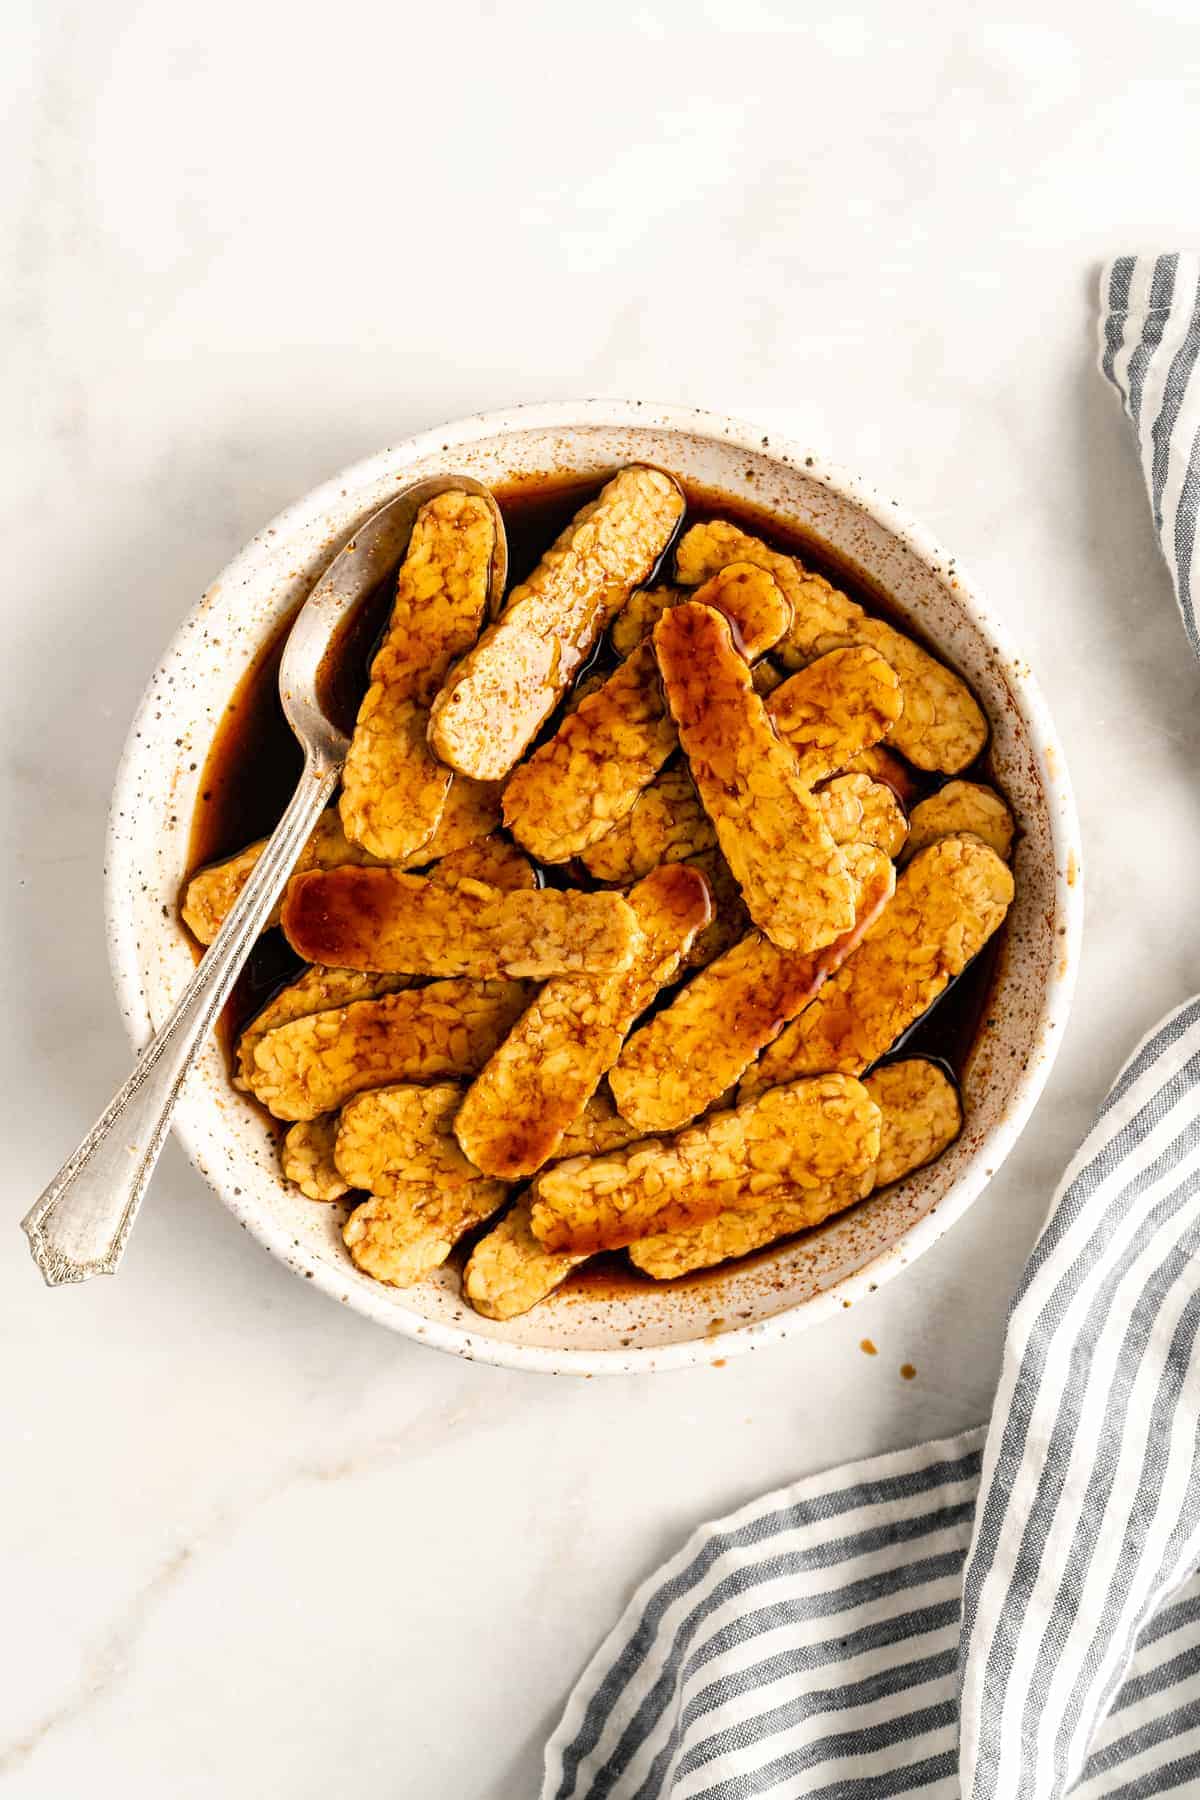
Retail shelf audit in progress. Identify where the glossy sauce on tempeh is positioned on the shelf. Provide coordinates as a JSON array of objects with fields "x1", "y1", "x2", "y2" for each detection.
[{"x1": 185, "y1": 472, "x2": 1011, "y2": 1294}]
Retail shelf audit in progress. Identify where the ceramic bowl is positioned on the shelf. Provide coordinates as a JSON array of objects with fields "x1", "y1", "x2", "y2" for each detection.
[{"x1": 105, "y1": 401, "x2": 1083, "y2": 1374}]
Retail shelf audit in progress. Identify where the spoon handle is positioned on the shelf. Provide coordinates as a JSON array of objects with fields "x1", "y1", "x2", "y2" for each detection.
[{"x1": 21, "y1": 760, "x2": 340, "y2": 1286}]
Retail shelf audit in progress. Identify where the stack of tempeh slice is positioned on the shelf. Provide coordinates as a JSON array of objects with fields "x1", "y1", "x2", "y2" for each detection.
[{"x1": 182, "y1": 470, "x2": 1017, "y2": 1317}]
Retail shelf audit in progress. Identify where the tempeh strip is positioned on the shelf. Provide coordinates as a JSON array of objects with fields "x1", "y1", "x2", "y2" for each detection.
[
  {"x1": 580, "y1": 765, "x2": 903, "y2": 888},
  {"x1": 429, "y1": 466, "x2": 684, "y2": 780},
  {"x1": 903, "y1": 781, "x2": 1015, "y2": 864},
  {"x1": 629, "y1": 1059, "x2": 960, "y2": 1277},
  {"x1": 629, "y1": 1171, "x2": 873, "y2": 1280},
  {"x1": 282, "y1": 869, "x2": 638, "y2": 979},
  {"x1": 528, "y1": 1075, "x2": 880, "y2": 1254},
  {"x1": 281, "y1": 1116, "x2": 349, "y2": 1201},
  {"x1": 415, "y1": 777, "x2": 506, "y2": 859},
  {"x1": 676, "y1": 519, "x2": 987, "y2": 772},
  {"x1": 684, "y1": 800, "x2": 898, "y2": 973},
  {"x1": 339, "y1": 491, "x2": 495, "y2": 860},
  {"x1": 655, "y1": 602, "x2": 855, "y2": 952},
  {"x1": 233, "y1": 837, "x2": 532, "y2": 1089},
  {"x1": 235, "y1": 964, "x2": 414, "y2": 1091},
  {"x1": 454, "y1": 863, "x2": 712, "y2": 1179},
  {"x1": 182, "y1": 809, "x2": 385, "y2": 946},
  {"x1": 502, "y1": 643, "x2": 680, "y2": 864},
  {"x1": 335, "y1": 1084, "x2": 489, "y2": 1194},
  {"x1": 765, "y1": 647, "x2": 903, "y2": 783},
  {"x1": 559, "y1": 670, "x2": 609, "y2": 717},
  {"x1": 677, "y1": 519, "x2": 866, "y2": 659},
  {"x1": 503, "y1": 563, "x2": 789, "y2": 862},
  {"x1": 181, "y1": 777, "x2": 502, "y2": 946},
  {"x1": 610, "y1": 847, "x2": 895, "y2": 1133},
  {"x1": 841, "y1": 745, "x2": 921, "y2": 807},
  {"x1": 343, "y1": 1180, "x2": 507, "y2": 1289},
  {"x1": 464, "y1": 1080, "x2": 647, "y2": 1324},
  {"x1": 466, "y1": 1089, "x2": 691, "y2": 1323},
  {"x1": 611, "y1": 564, "x2": 792, "y2": 661},
  {"x1": 580, "y1": 764, "x2": 713, "y2": 885},
  {"x1": 425, "y1": 836, "x2": 538, "y2": 893},
  {"x1": 464, "y1": 1200, "x2": 590, "y2": 1321},
  {"x1": 741, "y1": 836, "x2": 1014, "y2": 1097},
  {"x1": 245, "y1": 978, "x2": 528, "y2": 1120},
  {"x1": 817, "y1": 774, "x2": 909, "y2": 860},
  {"x1": 556, "y1": 1090, "x2": 643, "y2": 1159},
  {"x1": 684, "y1": 848, "x2": 750, "y2": 969},
  {"x1": 866, "y1": 1059, "x2": 963, "y2": 1185},
  {"x1": 610, "y1": 586, "x2": 685, "y2": 657}
]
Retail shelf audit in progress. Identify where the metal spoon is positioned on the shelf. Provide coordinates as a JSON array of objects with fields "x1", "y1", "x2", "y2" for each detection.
[{"x1": 22, "y1": 475, "x2": 507, "y2": 1287}]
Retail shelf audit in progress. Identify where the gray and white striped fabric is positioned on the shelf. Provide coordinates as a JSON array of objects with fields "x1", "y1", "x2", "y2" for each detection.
[
  {"x1": 1101, "y1": 253, "x2": 1200, "y2": 649},
  {"x1": 540, "y1": 260, "x2": 1200, "y2": 1800}
]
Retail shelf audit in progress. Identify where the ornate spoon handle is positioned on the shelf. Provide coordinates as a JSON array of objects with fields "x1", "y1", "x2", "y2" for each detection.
[{"x1": 21, "y1": 760, "x2": 339, "y2": 1286}]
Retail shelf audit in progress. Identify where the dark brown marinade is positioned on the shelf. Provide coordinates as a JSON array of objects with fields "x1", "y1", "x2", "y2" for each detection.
[{"x1": 185, "y1": 470, "x2": 1008, "y2": 1295}]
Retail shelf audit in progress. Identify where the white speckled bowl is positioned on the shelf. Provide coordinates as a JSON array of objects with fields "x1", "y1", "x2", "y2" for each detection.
[{"x1": 106, "y1": 402, "x2": 1082, "y2": 1374}]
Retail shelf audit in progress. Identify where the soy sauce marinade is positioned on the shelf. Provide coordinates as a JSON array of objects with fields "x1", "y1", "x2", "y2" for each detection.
[{"x1": 186, "y1": 473, "x2": 1008, "y2": 1287}]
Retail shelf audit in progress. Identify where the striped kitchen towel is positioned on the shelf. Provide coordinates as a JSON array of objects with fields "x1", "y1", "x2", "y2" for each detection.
[
  {"x1": 541, "y1": 259, "x2": 1200, "y2": 1800},
  {"x1": 1101, "y1": 252, "x2": 1200, "y2": 649}
]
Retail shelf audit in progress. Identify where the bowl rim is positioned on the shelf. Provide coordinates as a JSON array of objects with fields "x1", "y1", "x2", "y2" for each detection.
[{"x1": 105, "y1": 398, "x2": 1083, "y2": 1374}]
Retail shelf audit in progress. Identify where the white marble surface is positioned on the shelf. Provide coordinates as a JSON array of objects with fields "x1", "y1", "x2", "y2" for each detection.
[{"x1": 6, "y1": 2, "x2": 1200, "y2": 1793}]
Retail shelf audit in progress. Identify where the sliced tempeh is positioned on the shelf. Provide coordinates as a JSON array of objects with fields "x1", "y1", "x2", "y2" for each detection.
[
  {"x1": 903, "y1": 781, "x2": 1015, "y2": 864},
  {"x1": 765, "y1": 647, "x2": 903, "y2": 783},
  {"x1": 426, "y1": 835, "x2": 538, "y2": 893},
  {"x1": 610, "y1": 846, "x2": 895, "y2": 1134},
  {"x1": 580, "y1": 764, "x2": 713, "y2": 885},
  {"x1": 464, "y1": 1080, "x2": 651, "y2": 1324},
  {"x1": 233, "y1": 836, "x2": 532, "y2": 1090},
  {"x1": 629, "y1": 1058, "x2": 960, "y2": 1278},
  {"x1": 465, "y1": 1092, "x2": 674, "y2": 1316},
  {"x1": 415, "y1": 777, "x2": 506, "y2": 858},
  {"x1": 464, "y1": 1199, "x2": 590, "y2": 1321},
  {"x1": 235, "y1": 963, "x2": 414, "y2": 1092},
  {"x1": 559, "y1": 670, "x2": 609, "y2": 718},
  {"x1": 281, "y1": 1116, "x2": 350, "y2": 1201},
  {"x1": 676, "y1": 519, "x2": 988, "y2": 772},
  {"x1": 581, "y1": 763, "x2": 903, "y2": 889},
  {"x1": 683, "y1": 848, "x2": 750, "y2": 969},
  {"x1": 282, "y1": 869, "x2": 638, "y2": 979},
  {"x1": 335, "y1": 1083, "x2": 487, "y2": 1194},
  {"x1": 181, "y1": 778, "x2": 502, "y2": 946},
  {"x1": 866, "y1": 1058, "x2": 963, "y2": 1185},
  {"x1": 182, "y1": 809, "x2": 385, "y2": 946},
  {"x1": 655, "y1": 602, "x2": 855, "y2": 952},
  {"x1": 610, "y1": 585, "x2": 685, "y2": 657},
  {"x1": 556, "y1": 1089, "x2": 643, "y2": 1158},
  {"x1": 183, "y1": 841, "x2": 272, "y2": 944},
  {"x1": 339, "y1": 491, "x2": 495, "y2": 860},
  {"x1": 741, "y1": 836, "x2": 1014, "y2": 1097},
  {"x1": 428, "y1": 466, "x2": 684, "y2": 781},
  {"x1": 343, "y1": 1179, "x2": 507, "y2": 1288},
  {"x1": 503, "y1": 563, "x2": 789, "y2": 862},
  {"x1": 817, "y1": 774, "x2": 909, "y2": 860},
  {"x1": 501, "y1": 643, "x2": 680, "y2": 865},
  {"x1": 528, "y1": 1075, "x2": 880, "y2": 1254},
  {"x1": 454, "y1": 863, "x2": 711, "y2": 1179},
  {"x1": 840, "y1": 745, "x2": 921, "y2": 807},
  {"x1": 629, "y1": 1170, "x2": 873, "y2": 1280},
  {"x1": 245, "y1": 978, "x2": 529, "y2": 1120},
  {"x1": 677, "y1": 519, "x2": 866, "y2": 659}
]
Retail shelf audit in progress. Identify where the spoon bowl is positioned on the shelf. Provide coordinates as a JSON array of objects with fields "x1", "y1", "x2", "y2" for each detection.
[{"x1": 280, "y1": 474, "x2": 507, "y2": 764}]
